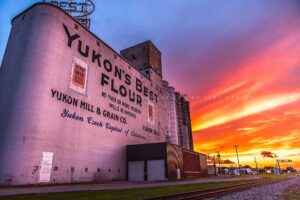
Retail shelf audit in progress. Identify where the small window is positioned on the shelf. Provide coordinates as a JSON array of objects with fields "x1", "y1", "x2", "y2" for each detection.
[
  {"x1": 97, "y1": 168, "x2": 101, "y2": 172},
  {"x1": 108, "y1": 168, "x2": 111, "y2": 172},
  {"x1": 74, "y1": 24, "x2": 79, "y2": 30},
  {"x1": 22, "y1": 15, "x2": 26, "y2": 21},
  {"x1": 85, "y1": 168, "x2": 88, "y2": 172},
  {"x1": 114, "y1": 54, "x2": 117, "y2": 59},
  {"x1": 53, "y1": 166, "x2": 58, "y2": 171},
  {"x1": 118, "y1": 169, "x2": 121, "y2": 173},
  {"x1": 96, "y1": 41, "x2": 100, "y2": 46},
  {"x1": 131, "y1": 54, "x2": 136, "y2": 59}
]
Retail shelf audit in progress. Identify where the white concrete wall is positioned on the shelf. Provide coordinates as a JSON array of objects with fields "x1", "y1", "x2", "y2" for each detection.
[
  {"x1": 162, "y1": 81, "x2": 179, "y2": 145},
  {"x1": 0, "y1": 3, "x2": 165, "y2": 185}
]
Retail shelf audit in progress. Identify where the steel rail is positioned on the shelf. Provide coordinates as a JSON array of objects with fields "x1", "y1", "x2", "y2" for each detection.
[{"x1": 145, "y1": 176, "x2": 294, "y2": 200}]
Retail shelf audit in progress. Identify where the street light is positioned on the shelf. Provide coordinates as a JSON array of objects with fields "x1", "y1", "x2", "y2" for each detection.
[{"x1": 207, "y1": 153, "x2": 217, "y2": 176}]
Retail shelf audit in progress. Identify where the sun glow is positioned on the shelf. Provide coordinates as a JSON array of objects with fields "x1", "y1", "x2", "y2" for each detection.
[{"x1": 191, "y1": 24, "x2": 300, "y2": 169}]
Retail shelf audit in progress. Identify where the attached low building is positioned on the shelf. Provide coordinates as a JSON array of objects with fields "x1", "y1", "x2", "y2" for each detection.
[{"x1": 127, "y1": 142, "x2": 208, "y2": 181}]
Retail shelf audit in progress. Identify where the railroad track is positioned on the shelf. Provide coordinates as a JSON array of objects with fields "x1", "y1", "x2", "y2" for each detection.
[{"x1": 145, "y1": 177, "x2": 294, "y2": 200}]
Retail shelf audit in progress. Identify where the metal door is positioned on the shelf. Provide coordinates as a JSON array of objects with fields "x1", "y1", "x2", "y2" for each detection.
[
  {"x1": 128, "y1": 161, "x2": 144, "y2": 181},
  {"x1": 147, "y1": 160, "x2": 165, "y2": 181}
]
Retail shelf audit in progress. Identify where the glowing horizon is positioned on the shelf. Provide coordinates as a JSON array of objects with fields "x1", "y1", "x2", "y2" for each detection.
[{"x1": 191, "y1": 22, "x2": 300, "y2": 169}]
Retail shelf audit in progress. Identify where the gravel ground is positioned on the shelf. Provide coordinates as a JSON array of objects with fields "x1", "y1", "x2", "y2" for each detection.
[{"x1": 214, "y1": 175, "x2": 300, "y2": 200}]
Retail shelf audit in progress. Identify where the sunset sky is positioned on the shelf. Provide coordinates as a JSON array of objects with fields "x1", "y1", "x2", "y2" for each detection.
[{"x1": 1, "y1": 0, "x2": 300, "y2": 169}]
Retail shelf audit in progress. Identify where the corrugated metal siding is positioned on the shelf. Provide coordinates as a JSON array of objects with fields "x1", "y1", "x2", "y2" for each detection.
[
  {"x1": 166, "y1": 143, "x2": 183, "y2": 180},
  {"x1": 199, "y1": 154, "x2": 208, "y2": 176},
  {"x1": 182, "y1": 150, "x2": 201, "y2": 177}
]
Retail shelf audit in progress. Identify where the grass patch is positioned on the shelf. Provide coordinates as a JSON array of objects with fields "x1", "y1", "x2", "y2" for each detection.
[
  {"x1": 0, "y1": 180, "x2": 257, "y2": 200},
  {"x1": 0, "y1": 174, "x2": 295, "y2": 200},
  {"x1": 284, "y1": 180, "x2": 300, "y2": 200},
  {"x1": 256, "y1": 173, "x2": 295, "y2": 180},
  {"x1": 285, "y1": 194, "x2": 300, "y2": 200}
]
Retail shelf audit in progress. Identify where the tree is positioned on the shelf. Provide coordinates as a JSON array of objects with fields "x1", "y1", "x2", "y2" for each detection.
[
  {"x1": 243, "y1": 165, "x2": 251, "y2": 168},
  {"x1": 286, "y1": 166, "x2": 297, "y2": 173}
]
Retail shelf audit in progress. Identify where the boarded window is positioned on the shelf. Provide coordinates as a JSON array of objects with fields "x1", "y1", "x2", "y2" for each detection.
[
  {"x1": 72, "y1": 64, "x2": 86, "y2": 89},
  {"x1": 70, "y1": 57, "x2": 88, "y2": 95},
  {"x1": 148, "y1": 103, "x2": 154, "y2": 124}
]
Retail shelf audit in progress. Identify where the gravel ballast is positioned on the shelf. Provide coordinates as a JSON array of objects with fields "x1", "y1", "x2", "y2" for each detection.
[{"x1": 214, "y1": 175, "x2": 300, "y2": 200}]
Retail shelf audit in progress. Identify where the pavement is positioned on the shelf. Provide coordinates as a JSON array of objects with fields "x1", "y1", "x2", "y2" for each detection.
[{"x1": 0, "y1": 176, "x2": 260, "y2": 196}]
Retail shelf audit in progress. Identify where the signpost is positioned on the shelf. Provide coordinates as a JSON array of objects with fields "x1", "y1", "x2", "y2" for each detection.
[
  {"x1": 39, "y1": 152, "x2": 54, "y2": 183},
  {"x1": 43, "y1": 0, "x2": 95, "y2": 29}
]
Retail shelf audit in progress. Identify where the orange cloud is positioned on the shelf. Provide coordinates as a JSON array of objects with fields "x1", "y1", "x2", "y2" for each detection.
[
  {"x1": 191, "y1": 23, "x2": 300, "y2": 169},
  {"x1": 193, "y1": 92, "x2": 300, "y2": 131}
]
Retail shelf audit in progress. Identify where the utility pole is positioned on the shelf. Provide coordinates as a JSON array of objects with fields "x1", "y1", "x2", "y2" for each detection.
[
  {"x1": 254, "y1": 156, "x2": 258, "y2": 172},
  {"x1": 213, "y1": 155, "x2": 217, "y2": 176},
  {"x1": 275, "y1": 154, "x2": 281, "y2": 173},
  {"x1": 234, "y1": 145, "x2": 241, "y2": 173},
  {"x1": 217, "y1": 151, "x2": 221, "y2": 175}
]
